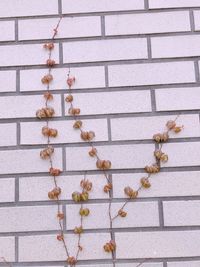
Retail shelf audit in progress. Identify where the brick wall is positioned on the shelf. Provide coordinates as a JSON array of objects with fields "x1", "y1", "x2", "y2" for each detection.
[{"x1": 0, "y1": 0, "x2": 200, "y2": 266}]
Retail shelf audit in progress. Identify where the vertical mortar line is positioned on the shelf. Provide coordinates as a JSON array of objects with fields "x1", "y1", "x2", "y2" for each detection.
[
  {"x1": 16, "y1": 120, "x2": 20, "y2": 146},
  {"x1": 150, "y1": 89, "x2": 157, "y2": 113},
  {"x1": 158, "y1": 199, "x2": 164, "y2": 228},
  {"x1": 16, "y1": 69, "x2": 20, "y2": 93},
  {"x1": 15, "y1": 236, "x2": 18, "y2": 263},
  {"x1": 58, "y1": 0, "x2": 62, "y2": 16},
  {"x1": 163, "y1": 260, "x2": 168, "y2": 267},
  {"x1": 101, "y1": 16, "x2": 106, "y2": 38},
  {"x1": 107, "y1": 117, "x2": 112, "y2": 142},
  {"x1": 15, "y1": 176, "x2": 19, "y2": 203},
  {"x1": 61, "y1": 92, "x2": 66, "y2": 117},
  {"x1": 15, "y1": 19, "x2": 18, "y2": 42},
  {"x1": 62, "y1": 203, "x2": 67, "y2": 232},
  {"x1": 62, "y1": 146, "x2": 66, "y2": 172},
  {"x1": 59, "y1": 42, "x2": 63, "y2": 65},
  {"x1": 105, "y1": 65, "x2": 109, "y2": 88},
  {"x1": 144, "y1": 0, "x2": 149, "y2": 10},
  {"x1": 147, "y1": 36, "x2": 152, "y2": 60},
  {"x1": 189, "y1": 10, "x2": 195, "y2": 32},
  {"x1": 194, "y1": 60, "x2": 200, "y2": 83}
]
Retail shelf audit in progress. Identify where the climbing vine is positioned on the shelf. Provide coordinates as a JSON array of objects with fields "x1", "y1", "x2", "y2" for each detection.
[{"x1": 1, "y1": 17, "x2": 184, "y2": 267}]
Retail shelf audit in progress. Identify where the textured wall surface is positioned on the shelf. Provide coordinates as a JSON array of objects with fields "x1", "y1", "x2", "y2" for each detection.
[{"x1": 0, "y1": 0, "x2": 200, "y2": 266}]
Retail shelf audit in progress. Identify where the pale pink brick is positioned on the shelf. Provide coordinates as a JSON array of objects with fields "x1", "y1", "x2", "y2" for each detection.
[
  {"x1": 0, "y1": 237, "x2": 15, "y2": 262},
  {"x1": 20, "y1": 66, "x2": 105, "y2": 92},
  {"x1": 116, "y1": 230, "x2": 200, "y2": 259},
  {"x1": 0, "y1": 70, "x2": 16, "y2": 92},
  {"x1": 0, "y1": 95, "x2": 61, "y2": 119},
  {"x1": 0, "y1": 148, "x2": 62, "y2": 175},
  {"x1": 163, "y1": 200, "x2": 200, "y2": 226},
  {"x1": 19, "y1": 17, "x2": 101, "y2": 40},
  {"x1": 65, "y1": 144, "x2": 154, "y2": 171},
  {"x1": 0, "y1": 21, "x2": 15, "y2": 41},
  {"x1": 0, "y1": 0, "x2": 58, "y2": 18},
  {"x1": 65, "y1": 91, "x2": 151, "y2": 115},
  {"x1": 0, "y1": 206, "x2": 59, "y2": 233},
  {"x1": 66, "y1": 202, "x2": 159, "y2": 230},
  {"x1": 19, "y1": 234, "x2": 111, "y2": 261},
  {"x1": 109, "y1": 62, "x2": 195, "y2": 87},
  {"x1": 149, "y1": 0, "x2": 200, "y2": 9},
  {"x1": 0, "y1": 44, "x2": 59, "y2": 67},
  {"x1": 0, "y1": 178, "x2": 15, "y2": 203},
  {"x1": 20, "y1": 119, "x2": 108, "y2": 145},
  {"x1": 62, "y1": 0, "x2": 144, "y2": 14},
  {"x1": 111, "y1": 114, "x2": 200, "y2": 141},
  {"x1": 152, "y1": 35, "x2": 200, "y2": 58},
  {"x1": 156, "y1": 87, "x2": 200, "y2": 111},
  {"x1": 105, "y1": 11, "x2": 190, "y2": 36},
  {"x1": 0, "y1": 123, "x2": 16, "y2": 146},
  {"x1": 113, "y1": 171, "x2": 200, "y2": 198},
  {"x1": 19, "y1": 175, "x2": 108, "y2": 202},
  {"x1": 63, "y1": 38, "x2": 148, "y2": 63}
]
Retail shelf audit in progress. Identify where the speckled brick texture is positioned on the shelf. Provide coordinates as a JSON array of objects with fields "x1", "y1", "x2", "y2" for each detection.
[{"x1": 0, "y1": 0, "x2": 200, "y2": 266}]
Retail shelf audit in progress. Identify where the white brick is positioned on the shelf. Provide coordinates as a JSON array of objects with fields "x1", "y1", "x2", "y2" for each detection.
[
  {"x1": 0, "y1": 148, "x2": 62, "y2": 175},
  {"x1": 0, "y1": 21, "x2": 15, "y2": 41},
  {"x1": 105, "y1": 11, "x2": 190, "y2": 36},
  {"x1": 156, "y1": 87, "x2": 200, "y2": 111},
  {"x1": 149, "y1": 0, "x2": 200, "y2": 9},
  {"x1": 65, "y1": 91, "x2": 151, "y2": 115},
  {"x1": 163, "y1": 200, "x2": 200, "y2": 226},
  {"x1": 162, "y1": 142, "x2": 200, "y2": 168},
  {"x1": 79, "y1": 264, "x2": 162, "y2": 267},
  {"x1": 62, "y1": 0, "x2": 144, "y2": 14},
  {"x1": 66, "y1": 202, "x2": 159, "y2": 230},
  {"x1": 113, "y1": 171, "x2": 200, "y2": 198},
  {"x1": 20, "y1": 119, "x2": 108, "y2": 145},
  {"x1": 194, "y1": 11, "x2": 200, "y2": 31},
  {"x1": 19, "y1": 233, "x2": 111, "y2": 261},
  {"x1": 152, "y1": 35, "x2": 200, "y2": 58},
  {"x1": 0, "y1": 0, "x2": 58, "y2": 18},
  {"x1": 168, "y1": 261, "x2": 200, "y2": 267},
  {"x1": 116, "y1": 265, "x2": 162, "y2": 267},
  {"x1": 109, "y1": 62, "x2": 195, "y2": 87},
  {"x1": 19, "y1": 17, "x2": 101, "y2": 40},
  {"x1": 0, "y1": 237, "x2": 15, "y2": 262},
  {"x1": 0, "y1": 123, "x2": 16, "y2": 146},
  {"x1": 0, "y1": 70, "x2": 16, "y2": 92},
  {"x1": 0, "y1": 206, "x2": 59, "y2": 233},
  {"x1": 0, "y1": 95, "x2": 61, "y2": 119},
  {"x1": 111, "y1": 114, "x2": 200, "y2": 141},
  {"x1": 63, "y1": 38, "x2": 147, "y2": 63},
  {"x1": 116, "y1": 230, "x2": 200, "y2": 259},
  {"x1": 20, "y1": 66, "x2": 105, "y2": 92},
  {"x1": 19, "y1": 175, "x2": 108, "y2": 202},
  {"x1": 0, "y1": 178, "x2": 15, "y2": 203},
  {"x1": 0, "y1": 44, "x2": 59, "y2": 67},
  {"x1": 65, "y1": 144, "x2": 154, "y2": 171}
]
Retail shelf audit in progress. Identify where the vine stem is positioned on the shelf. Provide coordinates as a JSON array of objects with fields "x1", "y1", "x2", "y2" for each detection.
[{"x1": 41, "y1": 17, "x2": 85, "y2": 267}]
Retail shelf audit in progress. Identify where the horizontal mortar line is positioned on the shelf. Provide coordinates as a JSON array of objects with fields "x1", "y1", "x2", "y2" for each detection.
[
  {"x1": 1, "y1": 29, "x2": 200, "y2": 46},
  {"x1": 1, "y1": 194, "x2": 200, "y2": 208},
  {"x1": 1, "y1": 136, "x2": 200, "y2": 152},
  {"x1": 1, "y1": 6, "x2": 200, "y2": 22},
  {"x1": 1, "y1": 165, "x2": 200, "y2": 179},
  {"x1": 1, "y1": 109, "x2": 200, "y2": 123},
  {"x1": 0, "y1": 109, "x2": 199, "y2": 124},
  {"x1": 1, "y1": 257, "x2": 200, "y2": 266},
  {"x1": 0, "y1": 55, "x2": 199, "y2": 71},
  {"x1": 1, "y1": 136, "x2": 200, "y2": 151},
  {"x1": 1, "y1": 81, "x2": 200, "y2": 97},
  {"x1": 2, "y1": 225, "x2": 200, "y2": 237}
]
